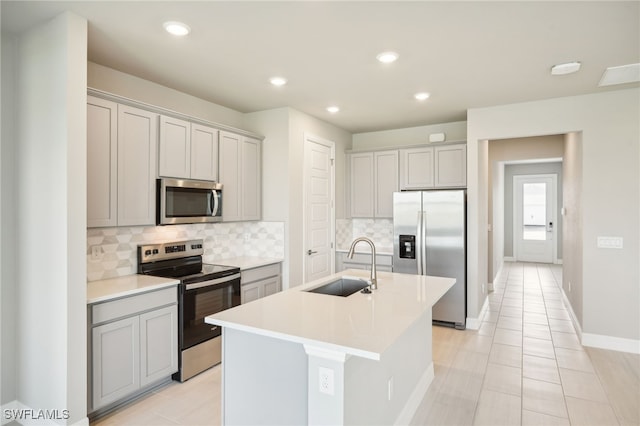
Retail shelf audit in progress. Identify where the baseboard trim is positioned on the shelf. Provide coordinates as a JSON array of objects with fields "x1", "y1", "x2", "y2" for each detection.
[
  {"x1": 562, "y1": 289, "x2": 640, "y2": 354},
  {"x1": 582, "y1": 333, "x2": 640, "y2": 354},
  {"x1": 1, "y1": 400, "x2": 88, "y2": 426},
  {"x1": 466, "y1": 296, "x2": 489, "y2": 330},
  {"x1": 394, "y1": 362, "x2": 434, "y2": 426}
]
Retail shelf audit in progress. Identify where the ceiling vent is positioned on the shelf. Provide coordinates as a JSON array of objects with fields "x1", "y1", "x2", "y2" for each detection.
[{"x1": 599, "y1": 63, "x2": 640, "y2": 87}]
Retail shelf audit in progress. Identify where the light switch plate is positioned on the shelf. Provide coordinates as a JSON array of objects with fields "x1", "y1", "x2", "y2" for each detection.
[{"x1": 597, "y1": 236, "x2": 623, "y2": 249}]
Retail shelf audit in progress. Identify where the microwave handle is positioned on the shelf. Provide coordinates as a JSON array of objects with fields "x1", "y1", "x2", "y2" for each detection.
[{"x1": 211, "y1": 189, "x2": 219, "y2": 216}]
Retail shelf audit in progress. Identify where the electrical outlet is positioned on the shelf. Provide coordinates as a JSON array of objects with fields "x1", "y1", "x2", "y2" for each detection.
[
  {"x1": 387, "y1": 377, "x2": 394, "y2": 401},
  {"x1": 318, "y1": 367, "x2": 334, "y2": 396},
  {"x1": 243, "y1": 233, "x2": 251, "y2": 241},
  {"x1": 90, "y1": 245, "x2": 103, "y2": 261},
  {"x1": 482, "y1": 284, "x2": 485, "y2": 294},
  {"x1": 568, "y1": 281, "x2": 571, "y2": 292}
]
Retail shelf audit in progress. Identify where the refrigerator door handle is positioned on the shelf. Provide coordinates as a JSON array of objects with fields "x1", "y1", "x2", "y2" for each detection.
[
  {"x1": 416, "y1": 211, "x2": 423, "y2": 275},
  {"x1": 421, "y1": 210, "x2": 428, "y2": 276}
]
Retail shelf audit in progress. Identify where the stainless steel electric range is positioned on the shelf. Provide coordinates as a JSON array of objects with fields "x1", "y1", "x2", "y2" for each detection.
[{"x1": 138, "y1": 239, "x2": 240, "y2": 382}]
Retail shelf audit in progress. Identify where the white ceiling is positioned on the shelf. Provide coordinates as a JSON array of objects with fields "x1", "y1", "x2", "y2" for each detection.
[{"x1": 2, "y1": 1, "x2": 639, "y2": 133}]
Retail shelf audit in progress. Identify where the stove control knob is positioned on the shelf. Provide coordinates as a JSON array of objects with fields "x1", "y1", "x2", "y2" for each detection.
[
  {"x1": 145, "y1": 250, "x2": 152, "y2": 256},
  {"x1": 153, "y1": 249, "x2": 159, "y2": 255}
]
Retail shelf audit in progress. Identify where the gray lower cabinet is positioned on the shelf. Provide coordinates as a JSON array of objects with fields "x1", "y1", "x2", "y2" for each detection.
[
  {"x1": 335, "y1": 252, "x2": 393, "y2": 273},
  {"x1": 240, "y1": 263, "x2": 282, "y2": 304},
  {"x1": 89, "y1": 287, "x2": 178, "y2": 413}
]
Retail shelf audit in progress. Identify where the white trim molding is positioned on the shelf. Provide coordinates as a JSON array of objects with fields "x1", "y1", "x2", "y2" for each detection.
[
  {"x1": 466, "y1": 295, "x2": 489, "y2": 330},
  {"x1": 562, "y1": 289, "x2": 640, "y2": 354},
  {"x1": 394, "y1": 362, "x2": 434, "y2": 426}
]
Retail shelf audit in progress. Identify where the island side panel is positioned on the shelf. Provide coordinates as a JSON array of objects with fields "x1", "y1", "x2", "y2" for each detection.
[
  {"x1": 221, "y1": 328, "x2": 308, "y2": 425},
  {"x1": 344, "y1": 310, "x2": 433, "y2": 425}
]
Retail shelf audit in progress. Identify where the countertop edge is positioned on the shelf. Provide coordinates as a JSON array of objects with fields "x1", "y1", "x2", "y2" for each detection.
[{"x1": 87, "y1": 276, "x2": 180, "y2": 305}]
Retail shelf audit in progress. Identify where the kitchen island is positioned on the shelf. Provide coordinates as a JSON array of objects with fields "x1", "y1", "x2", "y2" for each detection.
[{"x1": 206, "y1": 269, "x2": 455, "y2": 425}]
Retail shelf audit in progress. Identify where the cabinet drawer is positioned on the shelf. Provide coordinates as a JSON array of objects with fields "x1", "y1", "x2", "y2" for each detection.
[
  {"x1": 91, "y1": 287, "x2": 177, "y2": 325},
  {"x1": 241, "y1": 263, "x2": 281, "y2": 284}
]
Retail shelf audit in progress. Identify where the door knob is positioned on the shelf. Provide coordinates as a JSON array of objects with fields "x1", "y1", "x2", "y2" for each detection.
[{"x1": 307, "y1": 249, "x2": 318, "y2": 255}]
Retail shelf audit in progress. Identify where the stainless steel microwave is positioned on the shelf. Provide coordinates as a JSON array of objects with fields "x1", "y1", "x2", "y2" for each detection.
[{"x1": 157, "y1": 178, "x2": 223, "y2": 225}]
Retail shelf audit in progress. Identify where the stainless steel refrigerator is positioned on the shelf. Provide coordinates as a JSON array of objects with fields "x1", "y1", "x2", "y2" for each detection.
[{"x1": 393, "y1": 190, "x2": 466, "y2": 329}]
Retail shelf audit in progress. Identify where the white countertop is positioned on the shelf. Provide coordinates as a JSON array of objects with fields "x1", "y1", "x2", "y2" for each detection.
[
  {"x1": 216, "y1": 256, "x2": 283, "y2": 270},
  {"x1": 87, "y1": 274, "x2": 180, "y2": 304},
  {"x1": 206, "y1": 269, "x2": 455, "y2": 360}
]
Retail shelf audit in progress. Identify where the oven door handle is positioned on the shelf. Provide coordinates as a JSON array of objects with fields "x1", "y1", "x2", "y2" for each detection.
[{"x1": 185, "y1": 273, "x2": 241, "y2": 291}]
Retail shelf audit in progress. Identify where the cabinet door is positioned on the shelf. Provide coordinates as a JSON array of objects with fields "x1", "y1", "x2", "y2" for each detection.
[
  {"x1": 374, "y1": 151, "x2": 398, "y2": 218},
  {"x1": 117, "y1": 105, "x2": 158, "y2": 226},
  {"x1": 92, "y1": 316, "x2": 140, "y2": 409},
  {"x1": 262, "y1": 276, "x2": 281, "y2": 297},
  {"x1": 241, "y1": 137, "x2": 261, "y2": 221},
  {"x1": 399, "y1": 147, "x2": 434, "y2": 190},
  {"x1": 87, "y1": 97, "x2": 117, "y2": 227},
  {"x1": 158, "y1": 115, "x2": 191, "y2": 179},
  {"x1": 241, "y1": 281, "x2": 262, "y2": 304},
  {"x1": 435, "y1": 144, "x2": 467, "y2": 187},
  {"x1": 191, "y1": 124, "x2": 219, "y2": 181},
  {"x1": 219, "y1": 131, "x2": 242, "y2": 221},
  {"x1": 350, "y1": 153, "x2": 374, "y2": 217},
  {"x1": 140, "y1": 305, "x2": 178, "y2": 387}
]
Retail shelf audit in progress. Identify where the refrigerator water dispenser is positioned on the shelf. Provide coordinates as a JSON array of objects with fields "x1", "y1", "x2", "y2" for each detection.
[{"x1": 399, "y1": 235, "x2": 416, "y2": 259}]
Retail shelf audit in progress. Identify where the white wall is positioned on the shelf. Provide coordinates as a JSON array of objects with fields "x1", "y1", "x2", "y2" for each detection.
[
  {"x1": 13, "y1": 11, "x2": 88, "y2": 424},
  {"x1": 352, "y1": 120, "x2": 467, "y2": 150},
  {"x1": 245, "y1": 107, "x2": 352, "y2": 289},
  {"x1": 1, "y1": 32, "x2": 18, "y2": 410},
  {"x1": 88, "y1": 62, "x2": 245, "y2": 129},
  {"x1": 468, "y1": 88, "x2": 640, "y2": 346}
]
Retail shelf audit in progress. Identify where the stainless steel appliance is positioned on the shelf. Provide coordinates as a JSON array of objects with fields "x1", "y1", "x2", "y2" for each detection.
[
  {"x1": 157, "y1": 178, "x2": 223, "y2": 225},
  {"x1": 393, "y1": 190, "x2": 467, "y2": 329},
  {"x1": 138, "y1": 239, "x2": 240, "y2": 381}
]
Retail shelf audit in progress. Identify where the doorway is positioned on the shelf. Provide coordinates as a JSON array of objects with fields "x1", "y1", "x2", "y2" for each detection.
[
  {"x1": 303, "y1": 133, "x2": 335, "y2": 283},
  {"x1": 513, "y1": 174, "x2": 557, "y2": 263}
]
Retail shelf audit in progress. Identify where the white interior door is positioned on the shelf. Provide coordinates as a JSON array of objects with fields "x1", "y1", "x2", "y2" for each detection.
[
  {"x1": 514, "y1": 174, "x2": 556, "y2": 263},
  {"x1": 304, "y1": 134, "x2": 335, "y2": 283}
]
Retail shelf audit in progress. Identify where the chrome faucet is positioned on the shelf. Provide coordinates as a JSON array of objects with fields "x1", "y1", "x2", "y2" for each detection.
[{"x1": 347, "y1": 237, "x2": 377, "y2": 290}]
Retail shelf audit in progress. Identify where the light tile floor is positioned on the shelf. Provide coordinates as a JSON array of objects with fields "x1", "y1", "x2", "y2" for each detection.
[{"x1": 92, "y1": 262, "x2": 639, "y2": 426}]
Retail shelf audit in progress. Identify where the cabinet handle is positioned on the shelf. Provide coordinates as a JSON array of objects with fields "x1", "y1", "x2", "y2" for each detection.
[{"x1": 307, "y1": 250, "x2": 318, "y2": 255}]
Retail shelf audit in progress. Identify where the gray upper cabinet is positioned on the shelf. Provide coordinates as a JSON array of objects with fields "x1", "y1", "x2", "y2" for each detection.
[
  {"x1": 434, "y1": 144, "x2": 467, "y2": 187},
  {"x1": 158, "y1": 115, "x2": 191, "y2": 179},
  {"x1": 219, "y1": 131, "x2": 261, "y2": 222},
  {"x1": 190, "y1": 123, "x2": 219, "y2": 181},
  {"x1": 349, "y1": 151, "x2": 398, "y2": 218},
  {"x1": 87, "y1": 96, "x2": 118, "y2": 228},
  {"x1": 87, "y1": 96, "x2": 158, "y2": 228},
  {"x1": 399, "y1": 147, "x2": 434, "y2": 190},
  {"x1": 117, "y1": 105, "x2": 158, "y2": 226},
  {"x1": 399, "y1": 144, "x2": 466, "y2": 190},
  {"x1": 158, "y1": 115, "x2": 219, "y2": 181}
]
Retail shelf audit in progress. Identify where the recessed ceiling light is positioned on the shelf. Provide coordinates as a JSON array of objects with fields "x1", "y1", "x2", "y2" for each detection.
[
  {"x1": 599, "y1": 63, "x2": 640, "y2": 87},
  {"x1": 163, "y1": 21, "x2": 191, "y2": 36},
  {"x1": 269, "y1": 77, "x2": 287, "y2": 86},
  {"x1": 326, "y1": 106, "x2": 340, "y2": 114},
  {"x1": 551, "y1": 61, "x2": 581, "y2": 75},
  {"x1": 414, "y1": 92, "x2": 430, "y2": 101},
  {"x1": 376, "y1": 51, "x2": 399, "y2": 64}
]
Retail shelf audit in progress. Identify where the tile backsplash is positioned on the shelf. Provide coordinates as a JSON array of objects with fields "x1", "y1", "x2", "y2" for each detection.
[
  {"x1": 336, "y1": 218, "x2": 394, "y2": 254},
  {"x1": 87, "y1": 221, "x2": 284, "y2": 281}
]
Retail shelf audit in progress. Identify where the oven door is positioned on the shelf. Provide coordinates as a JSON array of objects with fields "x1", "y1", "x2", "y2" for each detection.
[
  {"x1": 179, "y1": 273, "x2": 240, "y2": 350},
  {"x1": 158, "y1": 178, "x2": 223, "y2": 225}
]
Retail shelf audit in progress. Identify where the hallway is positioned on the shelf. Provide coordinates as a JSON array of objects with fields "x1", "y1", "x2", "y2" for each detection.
[{"x1": 411, "y1": 262, "x2": 640, "y2": 425}]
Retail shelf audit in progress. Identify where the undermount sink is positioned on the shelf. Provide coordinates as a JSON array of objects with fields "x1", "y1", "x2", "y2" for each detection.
[{"x1": 306, "y1": 277, "x2": 371, "y2": 297}]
